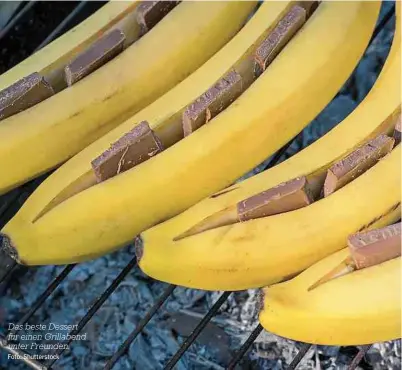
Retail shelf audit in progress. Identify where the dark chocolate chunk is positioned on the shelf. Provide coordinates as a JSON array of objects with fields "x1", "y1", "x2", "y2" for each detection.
[
  {"x1": 136, "y1": 1, "x2": 180, "y2": 35},
  {"x1": 254, "y1": 5, "x2": 306, "y2": 76},
  {"x1": 347, "y1": 223, "x2": 401, "y2": 269},
  {"x1": 182, "y1": 71, "x2": 243, "y2": 136},
  {"x1": 91, "y1": 121, "x2": 164, "y2": 182},
  {"x1": 65, "y1": 29, "x2": 126, "y2": 86},
  {"x1": 323, "y1": 134, "x2": 395, "y2": 197},
  {"x1": 0, "y1": 72, "x2": 54, "y2": 120},
  {"x1": 237, "y1": 176, "x2": 314, "y2": 222}
]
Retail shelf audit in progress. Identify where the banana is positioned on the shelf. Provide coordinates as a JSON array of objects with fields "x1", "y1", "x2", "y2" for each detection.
[
  {"x1": 259, "y1": 248, "x2": 401, "y2": 345},
  {"x1": 10, "y1": 0, "x2": 312, "y2": 223},
  {"x1": 0, "y1": 1, "x2": 381, "y2": 266},
  {"x1": 0, "y1": 1, "x2": 141, "y2": 92},
  {"x1": 0, "y1": 1, "x2": 256, "y2": 194},
  {"x1": 134, "y1": 4, "x2": 401, "y2": 290},
  {"x1": 138, "y1": 144, "x2": 400, "y2": 290}
]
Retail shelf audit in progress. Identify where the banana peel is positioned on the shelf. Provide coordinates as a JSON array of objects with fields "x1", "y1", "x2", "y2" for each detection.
[
  {"x1": 0, "y1": 1, "x2": 257, "y2": 194},
  {"x1": 259, "y1": 248, "x2": 401, "y2": 345},
  {"x1": 0, "y1": 1, "x2": 141, "y2": 92},
  {"x1": 138, "y1": 145, "x2": 401, "y2": 290}
]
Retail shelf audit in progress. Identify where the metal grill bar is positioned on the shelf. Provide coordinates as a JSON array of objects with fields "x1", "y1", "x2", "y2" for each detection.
[
  {"x1": 6, "y1": 264, "x2": 76, "y2": 341},
  {"x1": 0, "y1": 1, "x2": 37, "y2": 42},
  {"x1": 34, "y1": 1, "x2": 87, "y2": 52},
  {"x1": 164, "y1": 291, "x2": 232, "y2": 370},
  {"x1": 45, "y1": 256, "x2": 138, "y2": 367},
  {"x1": 0, "y1": 191, "x2": 21, "y2": 222},
  {"x1": 287, "y1": 343, "x2": 313, "y2": 370},
  {"x1": 104, "y1": 284, "x2": 177, "y2": 370},
  {"x1": 227, "y1": 324, "x2": 263, "y2": 370},
  {"x1": 0, "y1": 260, "x2": 18, "y2": 285},
  {"x1": 348, "y1": 345, "x2": 372, "y2": 370}
]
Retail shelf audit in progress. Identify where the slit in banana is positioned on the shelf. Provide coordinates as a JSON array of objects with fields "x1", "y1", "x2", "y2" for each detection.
[
  {"x1": 0, "y1": 0, "x2": 180, "y2": 120},
  {"x1": 64, "y1": 1, "x2": 180, "y2": 87},
  {"x1": 64, "y1": 29, "x2": 126, "y2": 86},
  {"x1": 174, "y1": 176, "x2": 317, "y2": 241},
  {"x1": 182, "y1": 71, "x2": 243, "y2": 136},
  {"x1": 254, "y1": 5, "x2": 306, "y2": 76},
  {"x1": 323, "y1": 134, "x2": 394, "y2": 197},
  {"x1": 136, "y1": 1, "x2": 181, "y2": 36},
  {"x1": 308, "y1": 222, "x2": 401, "y2": 291}
]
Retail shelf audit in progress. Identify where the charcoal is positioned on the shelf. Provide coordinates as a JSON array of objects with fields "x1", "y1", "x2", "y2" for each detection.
[
  {"x1": 129, "y1": 333, "x2": 160, "y2": 370},
  {"x1": 318, "y1": 345, "x2": 341, "y2": 358},
  {"x1": 166, "y1": 312, "x2": 232, "y2": 365}
]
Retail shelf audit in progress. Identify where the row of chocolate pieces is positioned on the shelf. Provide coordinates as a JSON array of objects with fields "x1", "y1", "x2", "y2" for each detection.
[
  {"x1": 0, "y1": 1, "x2": 180, "y2": 121},
  {"x1": 174, "y1": 121, "x2": 400, "y2": 241}
]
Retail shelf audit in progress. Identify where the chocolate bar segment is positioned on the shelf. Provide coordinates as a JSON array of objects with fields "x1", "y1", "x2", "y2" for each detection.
[
  {"x1": 323, "y1": 134, "x2": 394, "y2": 197},
  {"x1": 65, "y1": 29, "x2": 126, "y2": 86},
  {"x1": 91, "y1": 121, "x2": 164, "y2": 182},
  {"x1": 136, "y1": 1, "x2": 180, "y2": 35},
  {"x1": 254, "y1": 5, "x2": 306, "y2": 76},
  {"x1": 0, "y1": 72, "x2": 54, "y2": 120},
  {"x1": 182, "y1": 71, "x2": 243, "y2": 137},
  {"x1": 237, "y1": 176, "x2": 314, "y2": 222},
  {"x1": 347, "y1": 223, "x2": 401, "y2": 269},
  {"x1": 394, "y1": 114, "x2": 401, "y2": 146}
]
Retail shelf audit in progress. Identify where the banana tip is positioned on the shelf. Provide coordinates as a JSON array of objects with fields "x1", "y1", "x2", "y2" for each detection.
[{"x1": 0, "y1": 232, "x2": 20, "y2": 263}]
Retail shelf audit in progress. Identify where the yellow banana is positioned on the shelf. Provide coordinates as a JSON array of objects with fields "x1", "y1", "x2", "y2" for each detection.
[
  {"x1": 12, "y1": 0, "x2": 309, "y2": 224},
  {"x1": 0, "y1": 1, "x2": 141, "y2": 92},
  {"x1": 135, "y1": 4, "x2": 401, "y2": 290},
  {"x1": 139, "y1": 145, "x2": 400, "y2": 290},
  {"x1": 259, "y1": 248, "x2": 401, "y2": 345},
  {"x1": 0, "y1": 1, "x2": 255, "y2": 194},
  {"x1": 1, "y1": 0, "x2": 380, "y2": 266}
]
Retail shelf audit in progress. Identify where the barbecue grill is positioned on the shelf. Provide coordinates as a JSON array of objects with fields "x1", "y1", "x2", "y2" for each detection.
[{"x1": 0, "y1": 2, "x2": 399, "y2": 369}]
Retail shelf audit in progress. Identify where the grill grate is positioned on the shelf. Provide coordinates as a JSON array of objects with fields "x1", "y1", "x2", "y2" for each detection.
[{"x1": 0, "y1": 2, "x2": 397, "y2": 369}]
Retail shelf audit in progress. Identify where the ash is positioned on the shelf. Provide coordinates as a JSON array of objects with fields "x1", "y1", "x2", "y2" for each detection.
[{"x1": 0, "y1": 3, "x2": 400, "y2": 370}]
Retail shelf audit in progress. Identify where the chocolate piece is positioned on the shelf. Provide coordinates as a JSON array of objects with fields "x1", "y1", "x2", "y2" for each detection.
[
  {"x1": 136, "y1": 1, "x2": 180, "y2": 35},
  {"x1": 91, "y1": 121, "x2": 164, "y2": 182},
  {"x1": 323, "y1": 134, "x2": 395, "y2": 197},
  {"x1": 347, "y1": 223, "x2": 401, "y2": 269},
  {"x1": 394, "y1": 114, "x2": 401, "y2": 146},
  {"x1": 0, "y1": 72, "x2": 54, "y2": 120},
  {"x1": 254, "y1": 5, "x2": 306, "y2": 75},
  {"x1": 182, "y1": 71, "x2": 243, "y2": 136},
  {"x1": 65, "y1": 29, "x2": 126, "y2": 86},
  {"x1": 237, "y1": 176, "x2": 314, "y2": 222}
]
